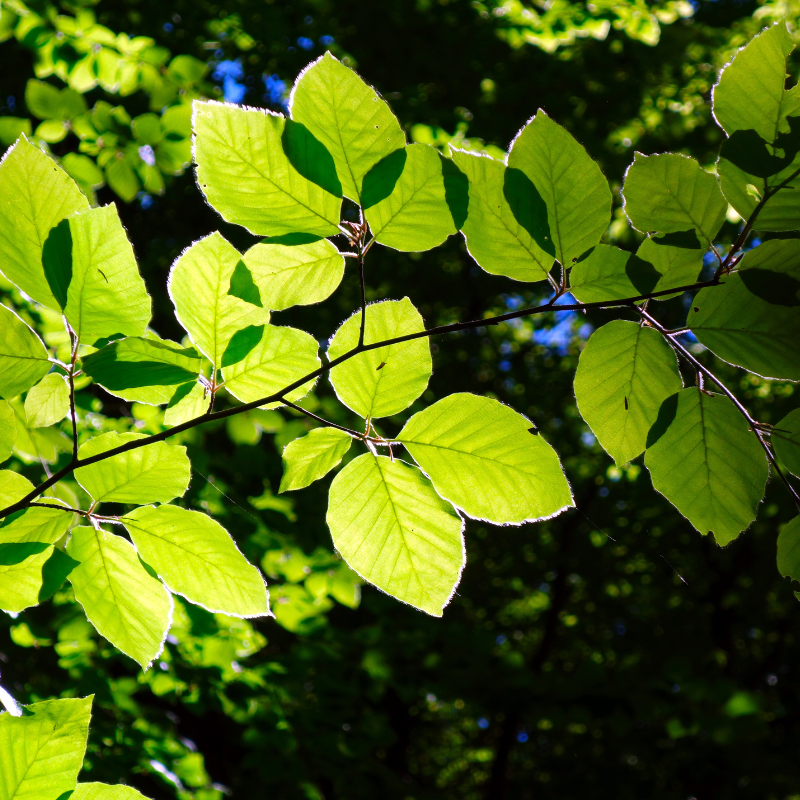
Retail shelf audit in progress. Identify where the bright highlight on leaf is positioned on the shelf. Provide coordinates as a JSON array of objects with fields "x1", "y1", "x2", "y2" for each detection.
[
  {"x1": 122, "y1": 505, "x2": 270, "y2": 617},
  {"x1": 645, "y1": 389, "x2": 768, "y2": 545},
  {"x1": 328, "y1": 298, "x2": 431, "y2": 419},
  {"x1": 0, "y1": 401, "x2": 16, "y2": 463},
  {"x1": 280, "y1": 427, "x2": 352, "y2": 492},
  {"x1": 168, "y1": 232, "x2": 271, "y2": 367},
  {"x1": 0, "y1": 696, "x2": 92, "y2": 800},
  {"x1": 327, "y1": 454, "x2": 464, "y2": 616},
  {"x1": 574, "y1": 321, "x2": 682, "y2": 466},
  {"x1": 0, "y1": 304, "x2": 52, "y2": 400},
  {"x1": 399, "y1": 393, "x2": 573, "y2": 524},
  {"x1": 67, "y1": 526, "x2": 173, "y2": 669},
  {"x1": 289, "y1": 51, "x2": 406, "y2": 203},
  {"x1": 507, "y1": 109, "x2": 611, "y2": 267},
  {"x1": 24, "y1": 373, "x2": 69, "y2": 429},
  {"x1": 192, "y1": 100, "x2": 342, "y2": 237},
  {"x1": 75, "y1": 432, "x2": 191, "y2": 504},
  {"x1": 72, "y1": 784, "x2": 153, "y2": 800}
]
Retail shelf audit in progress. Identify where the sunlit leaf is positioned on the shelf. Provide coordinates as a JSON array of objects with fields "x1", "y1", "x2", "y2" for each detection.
[
  {"x1": 645, "y1": 389, "x2": 768, "y2": 545},
  {"x1": 75, "y1": 432, "x2": 191, "y2": 504},
  {"x1": 399, "y1": 393, "x2": 573, "y2": 524},
  {"x1": 507, "y1": 109, "x2": 611, "y2": 267},
  {"x1": 123, "y1": 504, "x2": 270, "y2": 617},
  {"x1": 289, "y1": 52, "x2": 406, "y2": 203},
  {"x1": 0, "y1": 542, "x2": 76, "y2": 613},
  {"x1": 0, "y1": 470, "x2": 32, "y2": 508},
  {"x1": 280, "y1": 427, "x2": 352, "y2": 492},
  {"x1": 0, "y1": 505, "x2": 73, "y2": 545},
  {"x1": 451, "y1": 148, "x2": 552, "y2": 282},
  {"x1": 72, "y1": 784, "x2": 153, "y2": 800},
  {"x1": 193, "y1": 100, "x2": 341, "y2": 237},
  {"x1": 574, "y1": 321, "x2": 682, "y2": 466},
  {"x1": 23, "y1": 373, "x2": 69, "y2": 428},
  {"x1": 0, "y1": 304, "x2": 52, "y2": 400},
  {"x1": 163, "y1": 381, "x2": 208, "y2": 426},
  {"x1": 0, "y1": 696, "x2": 92, "y2": 800},
  {"x1": 67, "y1": 526, "x2": 173, "y2": 669},
  {"x1": 328, "y1": 298, "x2": 431, "y2": 419},
  {"x1": 691, "y1": 239, "x2": 800, "y2": 380},
  {"x1": 0, "y1": 401, "x2": 15, "y2": 462},
  {"x1": 327, "y1": 454, "x2": 464, "y2": 616},
  {"x1": 0, "y1": 137, "x2": 89, "y2": 308},
  {"x1": 168, "y1": 232, "x2": 271, "y2": 367}
]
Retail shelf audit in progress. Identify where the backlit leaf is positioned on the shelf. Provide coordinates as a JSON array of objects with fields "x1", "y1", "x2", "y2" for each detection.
[
  {"x1": 75, "y1": 432, "x2": 191, "y2": 504},
  {"x1": 0, "y1": 696, "x2": 92, "y2": 800},
  {"x1": 289, "y1": 52, "x2": 406, "y2": 203},
  {"x1": 24, "y1": 373, "x2": 69, "y2": 428},
  {"x1": 645, "y1": 389, "x2": 768, "y2": 545},
  {"x1": 0, "y1": 505, "x2": 73, "y2": 545},
  {"x1": 451, "y1": 148, "x2": 552, "y2": 282},
  {"x1": 168, "y1": 232, "x2": 271, "y2": 367},
  {"x1": 280, "y1": 427, "x2": 352, "y2": 492},
  {"x1": 328, "y1": 298, "x2": 431, "y2": 419},
  {"x1": 362, "y1": 144, "x2": 463, "y2": 252},
  {"x1": 0, "y1": 304, "x2": 52, "y2": 400},
  {"x1": 0, "y1": 542, "x2": 76, "y2": 613},
  {"x1": 777, "y1": 516, "x2": 800, "y2": 581},
  {"x1": 72, "y1": 784, "x2": 153, "y2": 800},
  {"x1": 574, "y1": 321, "x2": 682, "y2": 466},
  {"x1": 0, "y1": 470, "x2": 32, "y2": 508},
  {"x1": 222, "y1": 324, "x2": 320, "y2": 406},
  {"x1": 0, "y1": 401, "x2": 15, "y2": 462},
  {"x1": 163, "y1": 381, "x2": 208, "y2": 427},
  {"x1": 507, "y1": 109, "x2": 612, "y2": 267},
  {"x1": 691, "y1": 239, "x2": 800, "y2": 380},
  {"x1": 193, "y1": 100, "x2": 341, "y2": 237},
  {"x1": 399, "y1": 393, "x2": 573, "y2": 524},
  {"x1": 773, "y1": 408, "x2": 800, "y2": 478},
  {"x1": 243, "y1": 238, "x2": 345, "y2": 311},
  {"x1": 67, "y1": 526, "x2": 172, "y2": 669},
  {"x1": 327, "y1": 454, "x2": 464, "y2": 616},
  {"x1": 123, "y1": 504, "x2": 270, "y2": 617},
  {"x1": 623, "y1": 152, "x2": 727, "y2": 248},
  {"x1": 82, "y1": 337, "x2": 203, "y2": 405},
  {"x1": 0, "y1": 137, "x2": 89, "y2": 308}
]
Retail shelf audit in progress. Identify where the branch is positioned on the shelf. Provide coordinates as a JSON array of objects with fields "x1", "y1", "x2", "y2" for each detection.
[
  {"x1": 281, "y1": 400, "x2": 363, "y2": 439},
  {"x1": 0, "y1": 276, "x2": 722, "y2": 520},
  {"x1": 638, "y1": 307, "x2": 800, "y2": 513}
]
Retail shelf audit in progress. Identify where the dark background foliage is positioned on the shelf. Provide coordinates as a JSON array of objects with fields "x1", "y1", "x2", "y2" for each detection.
[{"x1": 2, "y1": 1, "x2": 800, "y2": 798}]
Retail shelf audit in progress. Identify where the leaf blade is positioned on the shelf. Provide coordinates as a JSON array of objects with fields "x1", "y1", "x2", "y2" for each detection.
[{"x1": 280, "y1": 427, "x2": 352, "y2": 492}]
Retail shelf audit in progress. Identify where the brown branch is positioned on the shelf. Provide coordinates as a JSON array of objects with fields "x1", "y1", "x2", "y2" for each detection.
[{"x1": 0, "y1": 277, "x2": 722, "y2": 520}]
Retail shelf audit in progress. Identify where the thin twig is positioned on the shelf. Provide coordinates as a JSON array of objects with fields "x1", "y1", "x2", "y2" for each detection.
[
  {"x1": 0, "y1": 277, "x2": 723, "y2": 520},
  {"x1": 638, "y1": 307, "x2": 800, "y2": 512},
  {"x1": 281, "y1": 400, "x2": 362, "y2": 439}
]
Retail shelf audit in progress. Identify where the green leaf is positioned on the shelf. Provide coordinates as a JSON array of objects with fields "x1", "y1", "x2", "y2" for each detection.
[
  {"x1": 222, "y1": 324, "x2": 320, "y2": 406},
  {"x1": 0, "y1": 542, "x2": 77, "y2": 612},
  {"x1": 0, "y1": 506, "x2": 73, "y2": 545},
  {"x1": 242, "y1": 238, "x2": 345, "y2": 311},
  {"x1": 122, "y1": 504, "x2": 269, "y2": 617},
  {"x1": 75, "y1": 432, "x2": 191, "y2": 504},
  {"x1": 168, "y1": 232, "x2": 271, "y2": 367},
  {"x1": 193, "y1": 100, "x2": 341, "y2": 237},
  {"x1": 451, "y1": 149, "x2": 552, "y2": 282},
  {"x1": 0, "y1": 696, "x2": 92, "y2": 800},
  {"x1": 24, "y1": 80, "x2": 63, "y2": 120},
  {"x1": 773, "y1": 408, "x2": 800, "y2": 478},
  {"x1": 289, "y1": 52, "x2": 406, "y2": 203},
  {"x1": 0, "y1": 118, "x2": 31, "y2": 148},
  {"x1": 645, "y1": 389, "x2": 768, "y2": 545},
  {"x1": 0, "y1": 402, "x2": 15, "y2": 463},
  {"x1": 72, "y1": 784, "x2": 153, "y2": 800},
  {"x1": 62, "y1": 153, "x2": 104, "y2": 189},
  {"x1": 326, "y1": 454, "x2": 464, "y2": 616},
  {"x1": 34, "y1": 120, "x2": 68, "y2": 144},
  {"x1": 362, "y1": 144, "x2": 463, "y2": 252},
  {"x1": 23, "y1": 373, "x2": 69, "y2": 428},
  {"x1": 574, "y1": 321, "x2": 682, "y2": 466},
  {"x1": 280, "y1": 427, "x2": 352, "y2": 492},
  {"x1": 776, "y1": 516, "x2": 800, "y2": 581},
  {"x1": 691, "y1": 239, "x2": 800, "y2": 380},
  {"x1": 328, "y1": 298, "x2": 431, "y2": 419},
  {"x1": 623, "y1": 153, "x2": 727, "y2": 248},
  {"x1": 163, "y1": 381, "x2": 208, "y2": 426},
  {"x1": 0, "y1": 137, "x2": 89, "y2": 308},
  {"x1": 67, "y1": 526, "x2": 173, "y2": 669},
  {"x1": 0, "y1": 470, "x2": 33, "y2": 508},
  {"x1": 712, "y1": 22, "x2": 797, "y2": 144},
  {"x1": 399, "y1": 393, "x2": 573, "y2": 524},
  {"x1": 506, "y1": 109, "x2": 612, "y2": 267},
  {"x1": 82, "y1": 337, "x2": 203, "y2": 405},
  {"x1": 42, "y1": 204, "x2": 151, "y2": 342},
  {"x1": 0, "y1": 304, "x2": 53, "y2": 400},
  {"x1": 105, "y1": 159, "x2": 139, "y2": 204},
  {"x1": 570, "y1": 238, "x2": 702, "y2": 303}
]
